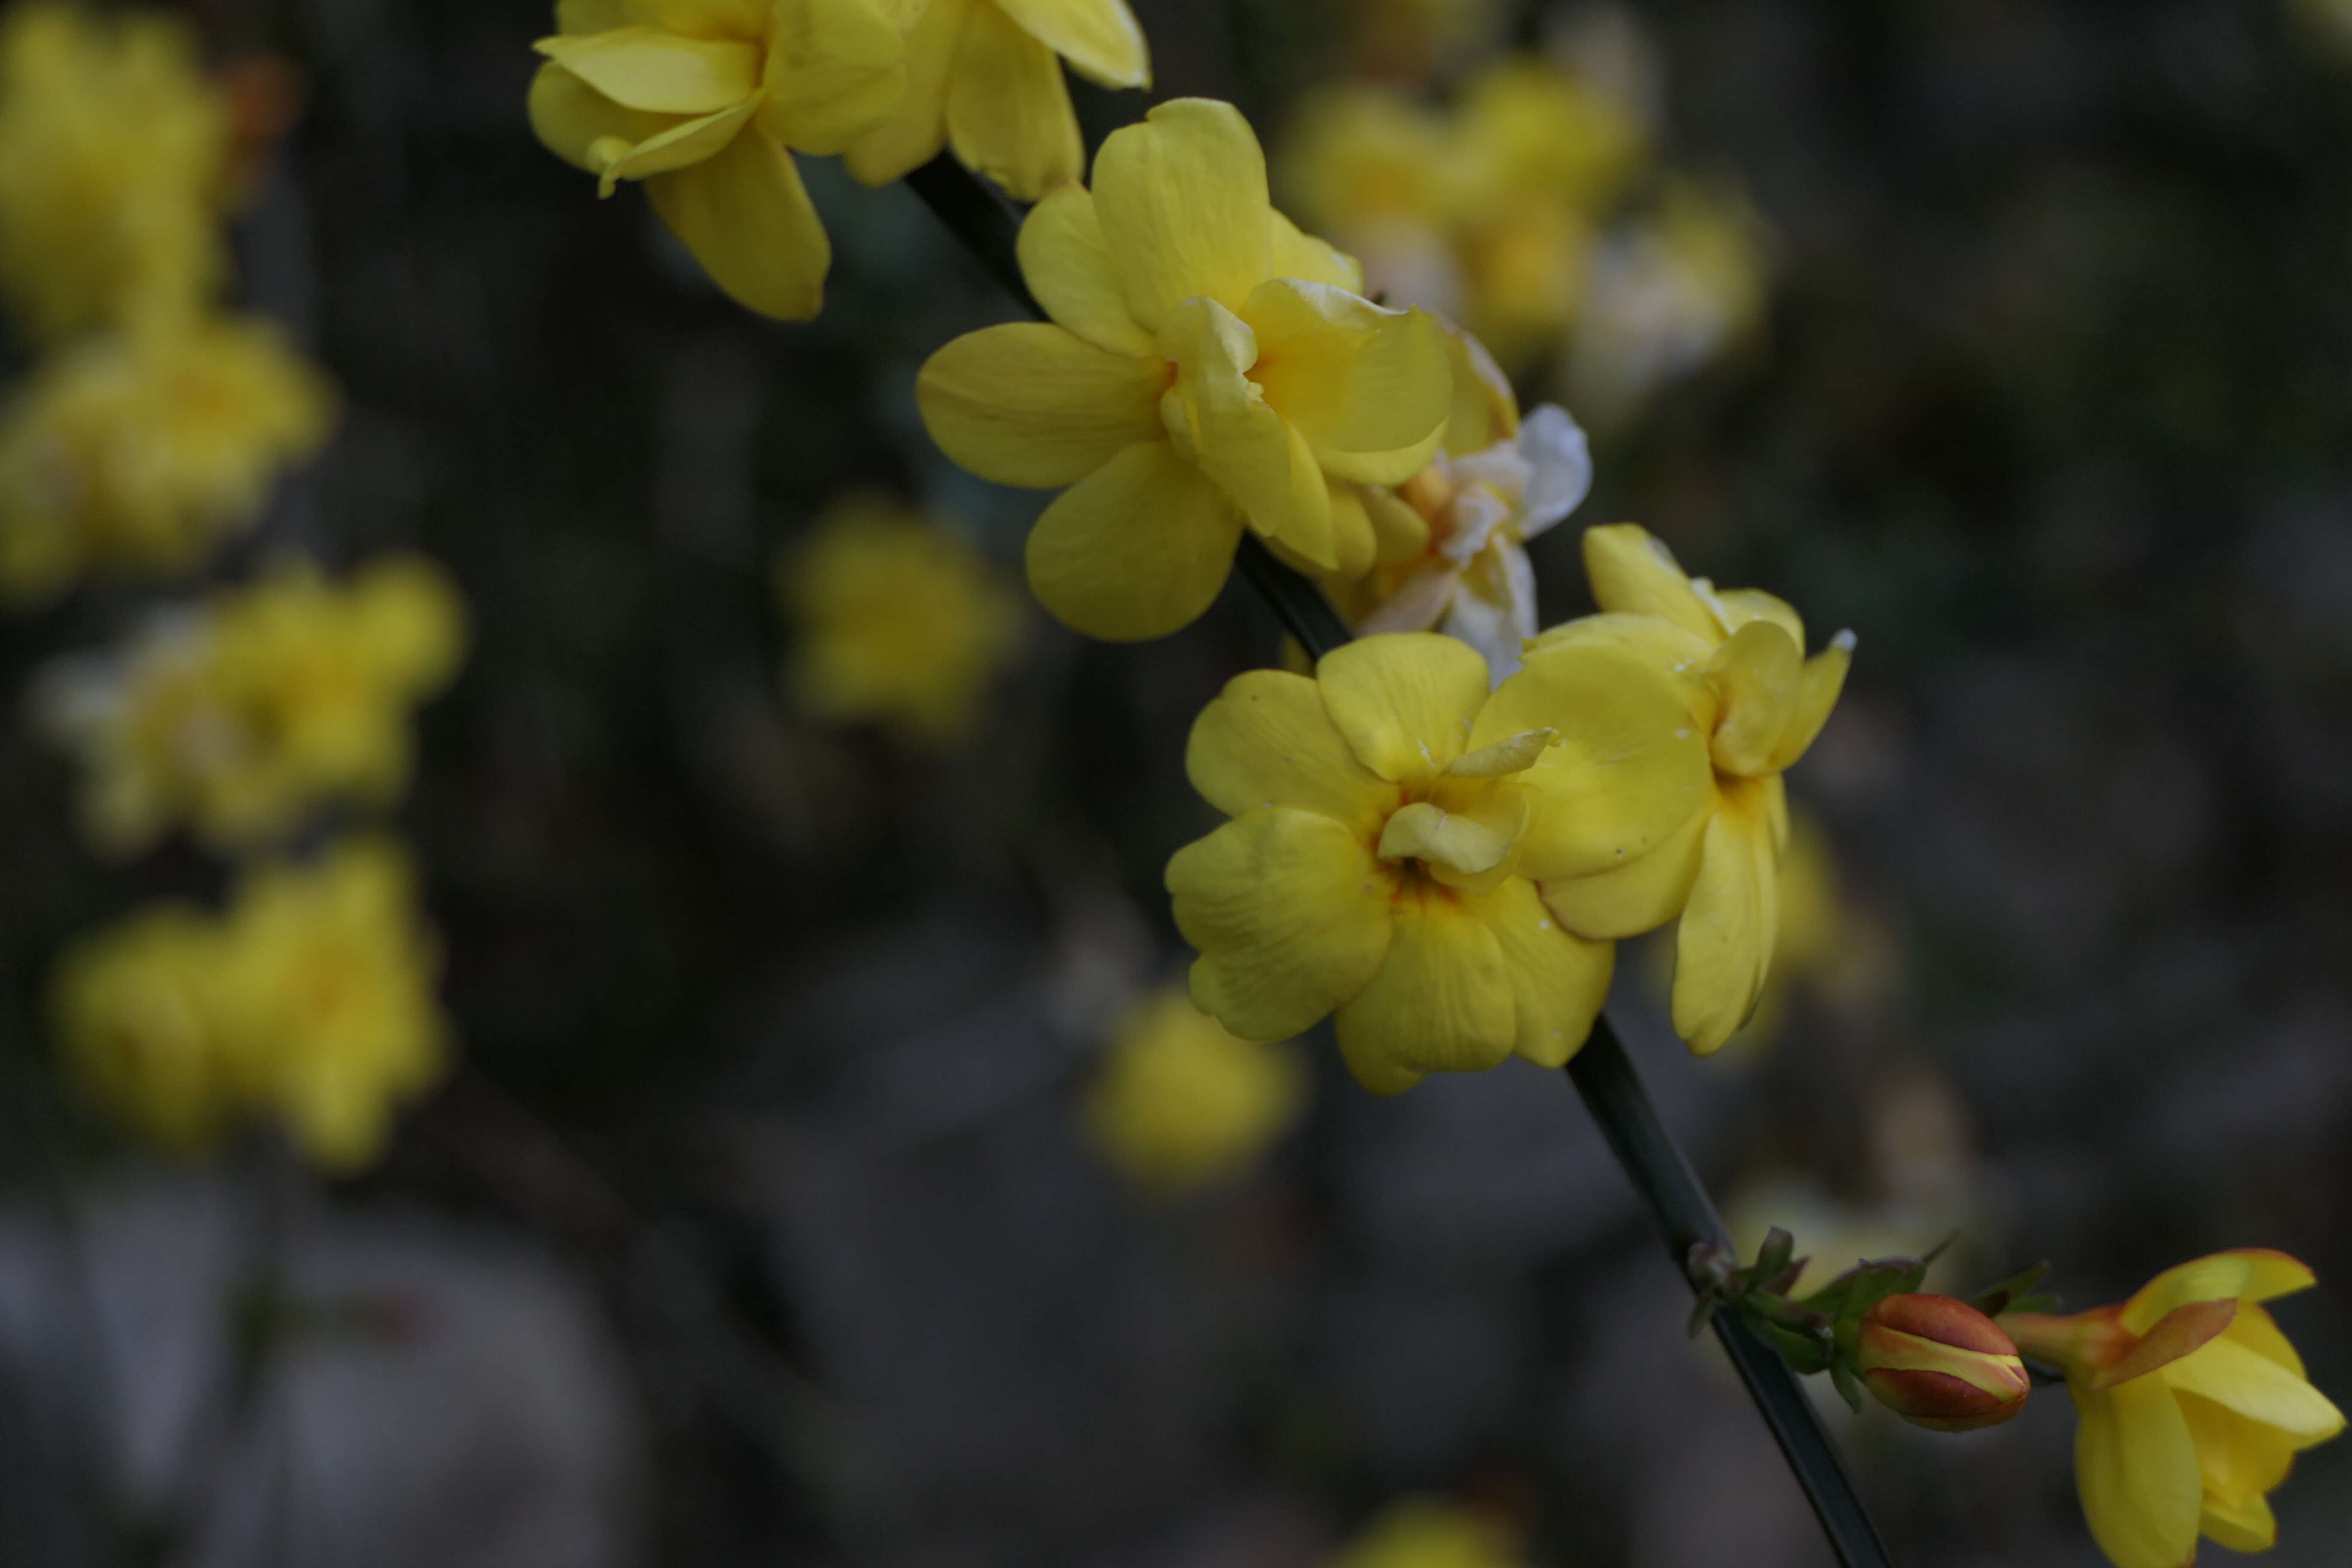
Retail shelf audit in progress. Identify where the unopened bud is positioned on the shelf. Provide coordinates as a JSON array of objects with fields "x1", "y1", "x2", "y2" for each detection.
[{"x1": 1856, "y1": 1294, "x2": 2030, "y2": 1432}]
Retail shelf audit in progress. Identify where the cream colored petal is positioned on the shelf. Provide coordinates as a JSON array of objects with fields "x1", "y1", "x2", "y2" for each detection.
[
  {"x1": 535, "y1": 27, "x2": 760, "y2": 113},
  {"x1": 1159, "y1": 297, "x2": 1333, "y2": 567},
  {"x1": 2161, "y1": 1337, "x2": 2346, "y2": 1444},
  {"x1": 1025, "y1": 439, "x2": 1242, "y2": 640},
  {"x1": 1270, "y1": 211, "x2": 1366, "y2": 292},
  {"x1": 645, "y1": 128, "x2": 827, "y2": 318},
  {"x1": 993, "y1": 0, "x2": 1149, "y2": 87},
  {"x1": 1315, "y1": 632, "x2": 1491, "y2": 788},
  {"x1": 1240, "y1": 281, "x2": 1450, "y2": 485},
  {"x1": 842, "y1": 0, "x2": 966, "y2": 185},
  {"x1": 756, "y1": 0, "x2": 908, "y2": 154},
  {"x1": 1335, "y1": 888, "x2": 1513, "y2": 1092},
  {"x1": 1707, "y1": 619, "x2": 1804, "y2": 779},
  {"x1": 919, "y1": 322, "x2": 1166, "y2": 487},
  {"x1": 1766, "y1": 632, "x2": 1856, "y2": 772},
  {"x1": 2125, "y1": 1251, "x2": 2320, "y2": 1334},
  {"x1": 1582, "y1": 523, "x2": 1722, "y2": 641},
  {"x1": 2072, "y1": 1379, "x2": 2205, "y2": 1568},
  {"x1": 2179, "y1": 1392, "x2": 2299, "y2": 1510},
  {"x1": 1017, "y1": 183, "x2": 1156, "y2": 355},
  {"x1": 2199, "y1": 1491, "x2": 2277, "y2": 1555},
  {"x1": 1671, "y1": 803, "x2": 1775, "y2": 1055},
  {"x1": 1185, "y1": 669, "x2": 1394, "y2": 838},
  {"x1": 529, "y1": 61, "x2": 673, "y2": 170},
  {"x1": 1463, "y1": 876, "x2": 1611, "y2": 1068},
  {"x1": 1538, "y1": 801, "x2": 1709, "y2": 940},
  {"x1": 1168, "y1": 807, "x2": 1392, "y2": 1042},
  {"x1": 1093, "y1": 98, "x2": 1273, "y2": 330},
  {"x1": 944, "y1": 5, "x2": 1082, "y2": 199}
]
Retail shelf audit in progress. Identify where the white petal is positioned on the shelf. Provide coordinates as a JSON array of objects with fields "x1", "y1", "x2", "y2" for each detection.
[{"x1": 1514, "y1": 404, "x2": 1592, "y2": 538}]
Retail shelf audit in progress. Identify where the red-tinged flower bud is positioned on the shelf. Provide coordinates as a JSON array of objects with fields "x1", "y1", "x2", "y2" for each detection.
[{"x1": 1856, "y1": 1294, "x2": 2032, "y2": 1433}]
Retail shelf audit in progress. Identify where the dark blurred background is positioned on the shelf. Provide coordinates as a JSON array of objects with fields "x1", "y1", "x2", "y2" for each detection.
[{"x1": 1, "y1": 0, "x2": 2349, "y2": 1564}]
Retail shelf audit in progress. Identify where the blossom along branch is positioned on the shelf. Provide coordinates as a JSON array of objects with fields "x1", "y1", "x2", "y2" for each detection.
[{"x1": 905, "y1": 148, "x2": 1897, "y2": 1568}]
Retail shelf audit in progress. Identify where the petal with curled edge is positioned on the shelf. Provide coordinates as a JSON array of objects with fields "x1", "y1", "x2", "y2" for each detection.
[
  {"x1": 2124, "y1": 1251, "x2": 2319, "y2": 1334},
  {"x1": 1160, "y1": 297, "x2": 1334, "y2": 568},
  {"x1": 1439, "y1": 322, "x2": 1520, "y2": 456},
  {"x1": 2073, "y1": 1379, "x2": 2205, "y2": 1568},
  {"x1": 645, "y1": 126, "x2": 826, "y2": 318},
  {"x1": 1335, "y1": 887, "x2": 1513, "y2": 1093},
  {"x1": 2199, "y1": 1491, "x2": 2276, "y2": 1555},
  {"x1": 1271, "y1": 211, "x2": 1365, "y2": 292},
  {"x1": 1767, "y1": 632, "x2": 1855, "y2": 772},
  {"x1": 1708, "y1": 619, "x2": 1804, "y2": 778},
  {"x1": 1025, "y1": 440, "x2": 1242, "y2": 640},
  {"x1": 1364, "y1": 484, "x2": 1431, "y2": 563},
  {"x1": 1671, "y1": 797, "x2": 1776, "y2": 1055},
  {"x1": 842, "y1": 0, "x2": 965, "y2": 186},
  {"x1": 2161, "y1": 1337, "x2": 2346, "y2": 1444},
  {"x1": 1018, "y1": 184, "x2": 1156, "y2": 356},
  {"x1": 2225, "y1": 1301, "x2": 2307, "y2": 1378},
  {"x1": 1515, "y1": 404, "x2": 1592, "y2": 539},
  {"x1": 1463, "y1": 876, "x2": 1612, "y2": 1068},
  {"x1": 945, "y1": 3, "x2": 1081, "y2": 199},
  {"x1": 1582, "y1": 523, "x2": 1723, "y2": 642},
  {"x1": 601, "y1": 100, "x2": 756, "y2": 188},
  {"x1": 994, "y1": 0, "x2": 1149, "y2": 87},
  {"x1": 2093, "y1": 1301, "x2": 2238, "y2": 1390},
  {"x1": 1538, "y1": 798, "x2": 1709, "y2": 940},
  {"x1": 919, "y1": 322, "x2": 1167, "y2": 488},
  {"x1": 1480, "y1": 643, "x2": 1712, "y2": 882},
  {"x1": 756, "y1": 0, "x2": 907, "y2": 154},
  {"x1": 1094, "y1": 98, "x2": 1272, "y2": 330},
  {"x1": 1185, "y1": 669, "x2": 1394, "y2": 839},
  {"x1": 1704, "y1": 584, "x2": 1806, "y2": 648},
  {"x1": 535, "y1": 28, "x2": 760, "y2": 113},
  {"x1": 1240, "y1": 280, "x2": 1451, "y2": 485},
  {"x1": 1325, "y1": 478, "x2": 1377, "y2": 579},
  {"x1": 2180, "y1": 1392, "x2": 2298, "y2": 1511},
  {"x1": 1315, "y1": 632, "x2": 1491, "y2": 789},
  {"x1": 529, "y1": 61, "x2": 672, "y2": 170},
  {"x1": 1169, "y1": 807, "x2": 1392, "y2": 1043}
]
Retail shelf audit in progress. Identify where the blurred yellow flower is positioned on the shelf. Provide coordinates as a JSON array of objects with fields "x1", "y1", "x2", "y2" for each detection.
[
  {"x1": 848, "y1": 0, "x2": 1148, "y2": 200},
  {"x1": 37, "y1": 555, "x2": 467, "y2": 857},
  {"x1": 0, "y1": 1, "x2": 233, "y2": 341},
  {"x1": 54, "y1": 836, "x2": 453, "y2": 1172},
  {"x1": 2002, "y1": 1251, "x2": 2346, "y2": 1568},
  {"x1": 2289, "y1": 0, "x2": 2352, "y2": 60},
  {"x1": 921, "y1": 98, "x2": 1452, "y2": 640},
  {"x1": 1522, "y1": 524, "x2": 1852, "y2": 1054},
  {"x1": 1333, "y1": 1497, "x2": 1525, "y2": 1568},
  {"x1": 777, "y1": 493, "x2": 1023, "y2": 746},
  {"x1": 0, "y1": 313, "x2": 337, "y2": 603},
  {"x1": 528, "y1": 0, "x2": 907, "y2": 320},
  {"x1": 1167, "y1": 631, "x2": 1708, "y2": 1093},
  {"x1": 1081, "y1": 987, "x2": 1305, "y2": 1195}
]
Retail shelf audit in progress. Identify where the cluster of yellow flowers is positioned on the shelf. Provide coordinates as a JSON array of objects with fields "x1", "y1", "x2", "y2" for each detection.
[
  {"x1": 0, "y1": 3, "x2": 337, "y2": 602},
  {"x1": 55, "y1": 838, "x2": 453, "y2": 1170}
]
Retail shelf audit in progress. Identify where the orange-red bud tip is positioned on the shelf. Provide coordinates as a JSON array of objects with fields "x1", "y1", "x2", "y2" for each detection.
[{"x1": 1856, "y1": 1294, "x2": 2031, "y2": 1433}]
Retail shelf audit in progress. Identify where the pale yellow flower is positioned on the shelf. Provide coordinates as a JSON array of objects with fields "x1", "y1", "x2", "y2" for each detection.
[
  {"x1": 2003, "y1": 1252, "x2": 2346, "y2": 1568},
  {"x1": 921, "y1": 98, "x2": 1452, "y2": 640},
  {"x1": 1274, "y1": 86, "x2": 1464, "y2": 318},
  {"x1": 0, "y1": 313, "x2": 337, "y2": 603},
  {"x1": 37, "y1": 555, "x2": 467, "y2": 857},
  {"x1": 1520, "y1": 524, "x2": 1852, "y2": 1054},
  {"x1": 1082, "y1": 987, "x2": 1305, "y2": 1195},
  {"x1": 1333, "y1": 1497, "x2": 1525, "y2": 1568},
  {"x1": 528, "y1": 0, "x2": 908, "y2": 320},
  {"x1": 847, "y1": 0, "x2": 1148, "y2": 201},
  {"x1": 52, "y1": 902, "x2": 242, "y2": 1155},
  {"x1": 0, "y1": 2, "x2": 233, "y2": 341},
  {"x1": 778, "y1": 493, "x2": 1023, "y2": 746}
]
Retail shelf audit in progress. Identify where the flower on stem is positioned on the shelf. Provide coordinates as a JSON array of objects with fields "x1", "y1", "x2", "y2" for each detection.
[
  {"x1": 847, "y1": 0, "x2": 1148, "y2": 201},
  {"x1": 2001, "y1": 1250, "x2": 2346, "y2": 1568},
  {"x1": 1167, "y1": 631, "x2": 1704, "y2": 1093},
  {"x1": 919, "y1": 98, "x2": 1453, "y2": 640},
  {"x1": 528, "y1": 0, "x2": 908, "y2": 320},
  {"x1": 777, "y1": 493, "x2": 1024, "y2": 748},
  {"x1": 1855, "y1": 1293, "x2": 2030, "y2": 1432},
  {"x1": 1518, "y1": 524, "x2": 1853, "y2": 1054},
  {"x1": 1081, "y1": 987, "x2": 1305, "y2": 1196}
]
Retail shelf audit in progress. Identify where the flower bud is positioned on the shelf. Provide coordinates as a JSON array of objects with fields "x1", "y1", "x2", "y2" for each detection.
[{"x1": 1856, "y1": 1293, "x2": 2031, "y2": 1432}]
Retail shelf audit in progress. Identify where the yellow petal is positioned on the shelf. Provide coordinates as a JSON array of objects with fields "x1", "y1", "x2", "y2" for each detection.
[
  {"x1": 1707, "y1": 619, "x2": 1804, "y2": 778},
  {"x1": 1025, "y1": 439, "x2": 1241, "y2": 639},
  {"x1": 2199, "y1": 1491, "x2": 2276, "y2": 1555},
  {"x1": 1480, "y1": 643, "x2": 1713, "y2": 882},
  {"x1": 2094, "y1": 1301, "x2": 2239, "y2": 1390},
  {"x1": 1326, "y1": 478, "x2": 1376, "y2": 579},
  {"x1": 1159, "y1": 297, "x2": 1333, "y2": 567},
  {"x1": 557, "y1": 0, "x2": 634, "y2": 30},
  {"x1": 1440, "y1": 321, "x2": 1520, "y2": 456},
  {"x1": 919, "y1": 322, "x2": 1166, "y2": 487},
  {"x1": 1315, "y1": 632, "x2": 1490, "y2": 788},
  {"x1": 1379, "y1": 801, "x2": 1511, "y2": 877},
  {"x1": 603, "y1": 100, "x2": 756, "y2": 187},
  {"x1": 2162, "y1": 1337, "x2": 2346, "y2": 1444},
  {"x1": 1462, "y1": 876, "x2": 1611, "y2": 1068},
  {"x1": 2179, "y1": 1392, "x2": 2299, "y2": 1510},
  {"x1": 1240, "y1": 280, "x2": 1451, "y2": 485},
  {"x1": 1671, "y1": 799, "x2": 1776, "y2": 1055},
  {"x1": 1538, "y1": 800, "x2": 1709, "y2": 940},
  {"x1": 1018, "y1": 183, "x2": 1157, "y2": 356},
  {"x1": 2226, "y1": 1302, "x2": 2308, "y2": 1379},
  {"x1": 535, "y1": 27, "x2": 760, "y2": 113},
  {"x1": 1093, "y1": 98, "x2": 1272, "y2": 331},
  {"x1": 2072, "y1": 1379, "x2": 2205, "y2": 1568},
  {"x1": 994, "y1": 0, "x2": 1149, "y2": 87},
  {"x1": 1363, "y1": 484, "x2": 1430, "y2": 564},
  {"x1": 1185, "y1": 669, "x2": 1394, "y2": 838},
  {"x1": 1270, "y1": 211, "x2": 1365, "y2": 293},
  {"x1": 1527, "y1": 611, "x2": 1719, "y2": 718},
  {"x1": 1766, "y1": 632, "x2": 1855, "y2": 773},
  {"x1": 842, "y1": 0, "x2": 966, "y2": 185},
  {"x1": 1582, "y1": 523, "x2": 1722, "y2": 641},
  {"x1": 639, "y1": 0, "x2": 771, "y2": 37},
  {"x1": 1706, "y1": 585, "x2": 1806, "y2": 648},
  {"x1": 529, "y1": 61, "x2": 672, "y2": 170},
  {"x1": 944, "y1": 3, "x2": 1081, "y2": 199},
  {"x1": 2125, "y1": 1250, "x2": 2319, "y2": 1333},
  {"x1": 1168, "y1": 807, "x2": 1392, "y2": 1041},
  {"x1": 645, "y1": 127, "x2": 828, "y2": 318},
  {"x1": 755, "y1": 0, "x2": 908, "y2": 155},
  {"x1": 1335, "y1": 887, "x2": 1513, "y2": 1093},
  {"x1": 1447, "y1": 729, "x2": 1554, "y2": 778}
]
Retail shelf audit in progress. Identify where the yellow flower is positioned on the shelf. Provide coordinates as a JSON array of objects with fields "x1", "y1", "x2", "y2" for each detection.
[
  {"x1": 527, "y1": 0, "x2": 908, "y2": 321},
  {"x1": 1333, "y1": 1497, "x2": 1524, "y2": 1568},
  {"x1": 37, "y1": 554, "x2": 467, "y2": 856},
  {"x1": 846, "y1": 0, "x2": 1148, "y2": 201},
  {"x1": 1521, "y1": 524, "x2": 1851, "y2": 1054},
  {"x1": 1167, "y1": 631, "x2": 1705, "y2": 1093},
  {"x1": 0, "y1": 2, "x2": 233, "y2": 341},
  {"x1": 52, "y1": 902, "x2": 242, "y2": 1155},
  {"x1": 0, "y1": 313, "x2": 337, "y2": 603},
  {"x1": 1081, "y1": 987, "x2": 1305, "y2": 1195},
  {"x1": 2002, "y1": 1252, "x2": 2346, "y2": 1568},
  {"x1": 920, "y1": 98, "x2": 1453, "y2": 640},
  {"x1": 778, "y1": 493, "x2": 1023, "y2": 746},
  {"x1": 1273, "y1": 85, "x2": 1464, "y2": 319}
]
